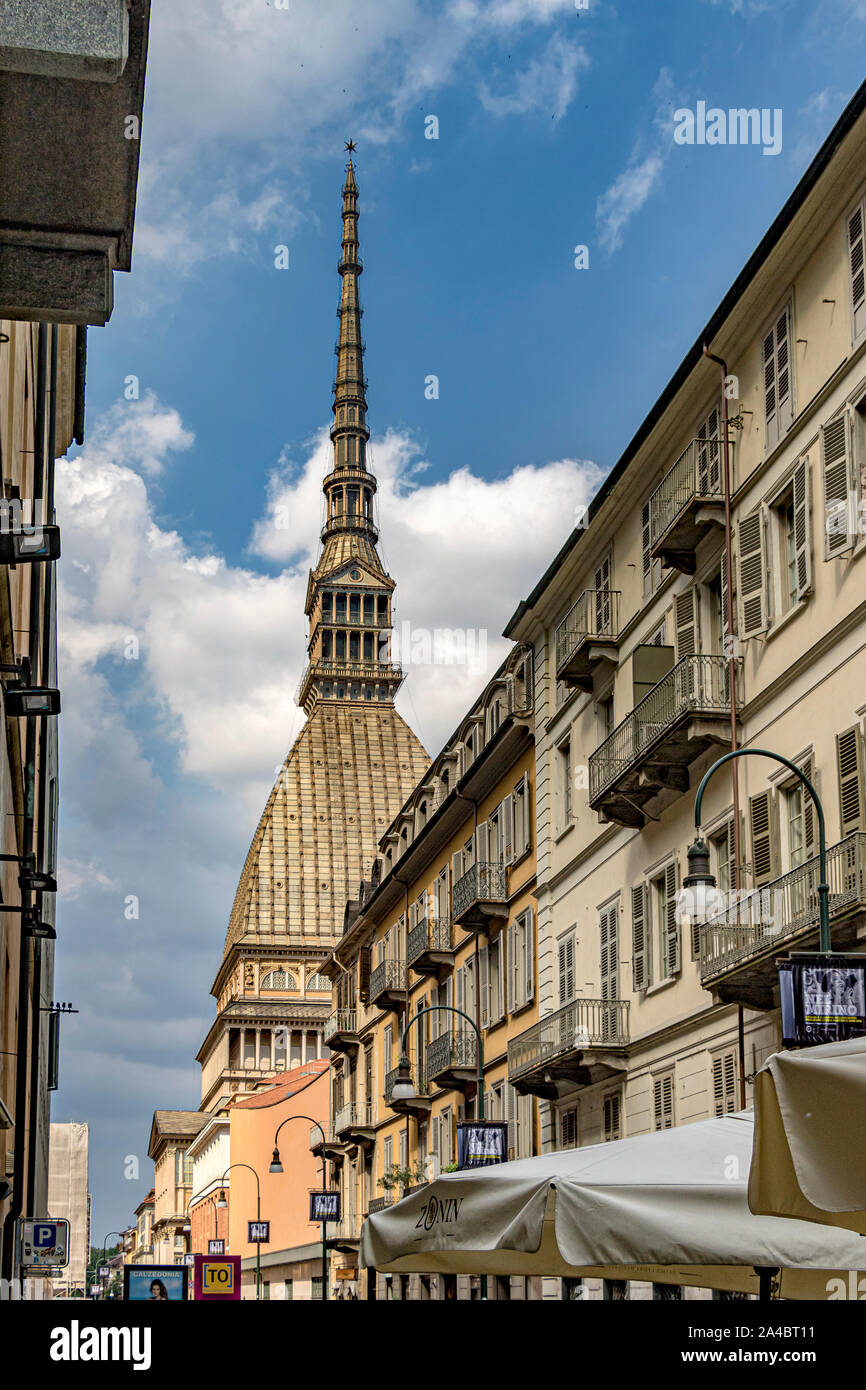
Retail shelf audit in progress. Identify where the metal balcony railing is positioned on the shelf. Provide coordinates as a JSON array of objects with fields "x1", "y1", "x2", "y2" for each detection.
[
  {"x1": 589, "y1": 655, "x2": 738, "y2": 803},
  {"x1": 452, "y1": 862, "x2": 507, "y2": 922},
  {"x1": 367, "y1": 1195, "x2": 392, "y2": 1215},
  {"x1": 296, "y1": 661, "x2": 403, "y2": 704},
  {"x1": 334, "y1": 1103, "x2": 355, "y2": 1135},
  {"x1": 555, "y1": 590, "x2": 621, "y2": 675},
  {"x1": 334, "y1": 1102, "x2": 374, "y2": 1135},
  {"x1": 700, "y1": 832, "x2": 866, "y2": 983},
  {"x1": 324, "y1": 1009, "x2": 356, "y2": 1043},
  {"x1": 370, "y1": 959, "x2": 405, "y2": 1003},
  {"x1": 407, "y1": 917, "x2": 453, "y2": 967},
  {"x1": 649, "y1": 437, "x2": 726, "y2": 552},
  {"x1": 426, "y1": 1030, "x2": 477, "y2": 1078},
  {"x1": 508, "y1": 997, "x2": 630, "y2": 1084}
]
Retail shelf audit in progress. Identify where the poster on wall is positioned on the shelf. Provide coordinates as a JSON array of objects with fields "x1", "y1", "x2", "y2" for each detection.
[
  {"x1": 779, "y1": 955, "x2": 866, "y2": 1046},
  {"x1": 456, "y1": 1121, "x2": 509, "y2": 1169},
  {"x1": 122, "y1": 1264, "x2": 189, "y2": 1301}
]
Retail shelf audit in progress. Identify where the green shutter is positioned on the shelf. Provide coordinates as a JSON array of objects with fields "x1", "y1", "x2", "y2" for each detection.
[{"x1": 749, "y1": 790, "x2": 778, "y2": 887}]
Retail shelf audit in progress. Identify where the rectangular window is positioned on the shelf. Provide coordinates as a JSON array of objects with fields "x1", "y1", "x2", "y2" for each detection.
[
  {"x1": 650, "y1": 862, "x2": 679, "y2": 983},
  {"x1": 487, "y1": 937, "x2": 504, "y2": 1024},
  {"x1": 603, "y1": 1091, "x2": 622, "y2": 1143},
  {"x1": 599, "y1": 903, "x2": 619, "y2": 1001},
  {"x1": 557, "y1": 737, "x2": 573, "y2": 830},
  {"x1": 653, "y1": 1073, "x2": 675, "y2": 1131},
  {"x1": 560, "y1": 1107, "x2": 578, "y2": 1149},
  {"x1": 508, "y1": 908, "x2": 534, "y2": 1010},
  {"x1": 749, "y1": 789, "x2": 779, "y2": 887},
  {"x1": 512, "y1": 775, "x2": 531, "y2": 858},
  {"x1": 822, "y1": 413, "x2": 855, "y2": 558},
  {"x1": 642, "y1": 501, "x2": 662, "y2": 596},
  {"x1": 438, "y1": 1107, "x2": 453, "y2": 1165}
]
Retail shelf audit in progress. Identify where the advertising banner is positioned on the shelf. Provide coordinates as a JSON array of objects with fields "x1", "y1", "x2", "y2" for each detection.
[
  {"x1": 309, "y1": 1190, "x2": 341, "y2": 1222},
  {"x1": 208, "y1": 1239, "x2": 225, "y2": 1255},
  {"x1": 247, "y1": 1220, "x2": 270, "y2": 1243},
  {"x1": 779, "y1": 955, "x2": 866, "y2": 1046},
  {"x1": 456, "y1": 1120, "x2": 508, "y2": 1169},
  {"x1": 123, "y1": 1264, "x2": 189, "y2": 1301}
]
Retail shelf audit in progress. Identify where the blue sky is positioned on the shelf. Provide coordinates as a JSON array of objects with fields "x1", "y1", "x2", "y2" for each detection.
[{"x1": 49, "y1": 0, "x2": 866, "y2": 1245}]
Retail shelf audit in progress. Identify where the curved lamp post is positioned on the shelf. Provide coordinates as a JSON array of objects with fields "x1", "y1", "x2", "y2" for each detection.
[
  {"x1": 269, "y1": 1114, "x2": 328, "y2": 1302},
  {"x1": 100, "y1": 1230, "x2": 124, "y2": 1300},
  {"x1": 218, "y1": 1163, "x2": 262, "y2": 1299},
  {"x1": 184, "y1": 1187, "x2": 221, "y2": 1251},
  {"x1": 689, "y1": 748, "x2": 830, "y2": 951}
]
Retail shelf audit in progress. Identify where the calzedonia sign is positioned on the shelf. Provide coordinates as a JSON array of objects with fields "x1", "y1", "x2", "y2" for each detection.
[
  {"x1": 779, "y1": 954, "x2": 866, "y2": 1047},
  {"x1": 457, "y1": 1120, "x2": 508, "y2": 1169}
]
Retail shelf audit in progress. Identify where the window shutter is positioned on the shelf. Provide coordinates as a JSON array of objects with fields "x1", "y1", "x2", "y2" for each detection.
[
  {"x1": 749, "y1": 789, "x2": 778, "y2": 887},
  {"x1": 594, "y1": 553, "x2": 612, "y2": 634},
  {"x1": 599, "y1": 905, "x2": 618, "y2": 1000},
  {"x1": 664, "y1": 861, "x2": 680, "y2": 978},
  {"x1": 557, "y1": 933, "x2": 575, "y2": 1005},
  {"x1": 455, "y1": 964, "x2": 465, "y2": 1018},
  {"x1": 850, "y1": 200, "x2": 866, "y2": 341},
  {"x1": 792, "y1": 458, "x2": 811, "y2": 599},
  {"x1": 475, "y1": 820, "x2": 488, "y2": 863},
  {"x1": 822, "y1": 415, "x2": 854, "y2": 558},
  {"x1": 358, "y1": 946, "x2": 371, "y2": 1003},
  {"x1": 506, "y1": 923, "x2": 515, "y2": 1013},
  {"x1": 479, "y1": 945, "x2": 489, "y2": 1027},
  {"x1": 801, "y1": 756, "x2": 816, "y2": 862},
  {"x1": 603, "y1": 1092, "x2": 621, "y2": 1142},
  {"x1": 525, "y1": 910, "x2": 534, "y2": 1005},
  {"x1": 560, "y1": 1108, "x2": 578, "y2": 1149},
  {"x1": 631, "y1": 885, "x2": 647, "y2": 992},
  {"x1": 674, "y1": 587, "x2": 699, "y2": 660},
  {"x1": 713, "y1": 1052, "x2": 738, "y2": 1116},
  {"x1": 641, "y1": 502, "x2": 652, "y2": 596},
  {"x1": 653, "y1": 1075, "x2": 674, "y2": 1131},
  {"x1": 502, "y1": 794, "x2": 514, "y2": 864},
  {"x1": 697, "y1": 403, "x2": 721, "y2": 495},
  {"x1": 451, "y1": 850, "x2": 463, "y2": 892},
  {"x1": 737, "y1": 512, "x2": 766, "y2": 636},
  {"x1": 521, "y1": 775, "x2": 532, "y2": 854},
  {"x1": 763, "y1": 305, "x2": 792, "y2": 447},
  {"x1": 837, "y1": 726, "x2": 866, "y2": 837}
]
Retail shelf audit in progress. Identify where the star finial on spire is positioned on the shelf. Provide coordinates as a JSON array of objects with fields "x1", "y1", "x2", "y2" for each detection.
[{"x1": 345, "y1": 139, "x2": 356, "y2": 155}]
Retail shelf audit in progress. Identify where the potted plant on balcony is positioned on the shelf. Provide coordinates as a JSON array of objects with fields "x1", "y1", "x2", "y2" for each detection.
[{"x1": 378, "y1": 1163, "x2": 427, "y2": 1198}]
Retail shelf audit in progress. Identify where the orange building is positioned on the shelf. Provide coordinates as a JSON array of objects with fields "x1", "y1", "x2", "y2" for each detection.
[{"x1": 228, "y1": 1060, "x2": 331, "y2": 1300}]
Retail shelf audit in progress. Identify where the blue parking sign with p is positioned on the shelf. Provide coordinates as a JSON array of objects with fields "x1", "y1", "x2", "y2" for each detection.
[{"x1": 35, "y1": 1223, "x2": 57, "y2": 1247}]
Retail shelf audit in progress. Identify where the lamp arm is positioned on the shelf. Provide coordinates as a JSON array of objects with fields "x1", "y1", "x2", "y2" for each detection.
[
  {"x1": 273, "y1": 1113, "x2": 326, "y2": 1150},
  {"x1": 400, "y1": 1005, "x2": 485, "y2": 1119}
]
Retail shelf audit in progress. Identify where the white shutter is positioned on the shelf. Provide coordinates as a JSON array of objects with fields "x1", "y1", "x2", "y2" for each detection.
[
  {"x1": 664, "y1": 862, "x2": 680, "y2": 978},
  {"x1": 763, "y1": 304, "x2": 792, "y2": 447},
  {"x1": 737, "y1": 511, "x2": 766, "y2": 636},
  {"x1": 837, "y1": 726, "x2": 866, "y2": 837},
  {"x1": 502, "y1": 794, "x2": 514, "y2": 864},
  {"x1": 850, "y1": 199, "x2": 866, "y2": 341},
  {"x1": 479, "y1": 945, "x2": 489, "y2": 1026},
  {"x1": 475, "y1": 820, "x2": 488, "y2": 864},
  {"x1": 524, "y1": 909, "x2": 534, "y2": 1005},
  {"x1": 557, "y1": 932, "x2": 575, "y2": 1005},
  {"x1": 674, "y1": 587, "x2": 699, "y2": 660},
  {"x1": 507, "y1": 921, "x2": 516, "y2": 1013},
  {"x1": 632, "y1": 886, "x2": 647, "y2": 992},
  {"x1": 822, "y1": 415, "x2": 854, "y2": 558},
  {"x1": 599, "y1": 905, "x2": 619, "y2": 1000},
  {"x1": 792, "y1": 458, "x2": 811, "y2": 599}
]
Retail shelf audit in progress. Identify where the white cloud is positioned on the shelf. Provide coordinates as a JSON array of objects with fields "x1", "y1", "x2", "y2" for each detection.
[
  {"x1": 595, "y1": 67, "x2": 683, "y2": 253},
  {"x1": 479, "y1": 34, "x2": 589, "y2": 120}
]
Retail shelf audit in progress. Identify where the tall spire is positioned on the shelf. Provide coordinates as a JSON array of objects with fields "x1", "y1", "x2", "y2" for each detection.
[{"x1": 296, "y1": 148, "x2": 403, "y2": 715}]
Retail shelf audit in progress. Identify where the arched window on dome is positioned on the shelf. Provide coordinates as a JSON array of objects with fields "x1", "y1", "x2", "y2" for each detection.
[
  {"x1": 306, "y1": 973, "x2": 330, "y2": 993},
  {"x1": 260, "y1": 970, "x2": 298, "y2": 991}
]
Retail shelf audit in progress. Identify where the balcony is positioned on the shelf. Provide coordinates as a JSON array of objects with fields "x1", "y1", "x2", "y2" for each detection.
[
  {"x1": 649, "y1": 438, "x2": 726, "y2": 574},
  {"x1": 326, "y1": 1213, "x2": 362, "y2": 1254},
  {"x1": 367, "y1": 1195, "x2": 392, "y2": 1215},
  {"x1": 385, "y1": 1064, "x2": 431, "y2": 1118},
  {"x1": 309, "y1": 1124, "x2": 351, "y2": 1161},
  {"x1": 324, "y1": 1009, "x2": 359, "y2": 1054},
  {"x1": 334, "y1": 1102, "x2": 375, "y2": 1149},
  {"x1": 700, "y1": 832, "x2": 866, "y2": 1009},
  {"x1": 452, "y1": 862, "x2": 508, "y2": 933},
  {"x1": 555, "y1": 590, "x2": 621, "y2": 693},
  {"x1": 369, "y1": 959, "x2": 405, "y2": 1012},
  {"x1": 508, "y1": 997, "x2": 630, "y2": 1099},
  {"x1": 426, "y1": 1031, "x2": 477, "y2": 1093},
  {"x1": 295, "y1": 660, "x2": 403, "y2": 707},
  {"x1": 589, "y1": 655, "x2": 739, "y2": 828},
  {"x1": 407, "y1": 918, "x2": 454, "y2": 976}
]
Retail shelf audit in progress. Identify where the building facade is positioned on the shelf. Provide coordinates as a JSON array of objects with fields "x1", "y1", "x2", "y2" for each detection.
[
  {"x1": 321, "y1": 643, "x2": 540, "y2": 1300},
  {"x1": 46, "y1": 1121, "x2": 89, "y2": 1297},
  {"x1": 502, "y1": 84, "x2": 866, "y2": 1298},
  {"x1": 147, "y1": 1111, "x2": 207, "y2": 1267},
  {"x1": 131, "y1": 1189, "x2": 155, "y2": 1266}
]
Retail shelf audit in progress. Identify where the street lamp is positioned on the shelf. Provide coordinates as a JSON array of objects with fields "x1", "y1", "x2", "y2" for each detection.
[
  {"x1": 270, "y1": 1114, "x2": 329, "y2": 1302},
  {"x1": 394, "y1": 1006, "x2": 485, "y2": 1117},
  {"x1": 219, "y1": 1163, "x2": 263, "y2": 1300},
  {"x1": 100, "y1": 1230, "x2": 124, "y2": 1301}
]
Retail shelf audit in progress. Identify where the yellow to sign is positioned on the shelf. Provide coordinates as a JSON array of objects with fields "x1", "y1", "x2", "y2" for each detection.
[{"x1": 203, "y1": 1261, "x2": 235, "y2": 1294}]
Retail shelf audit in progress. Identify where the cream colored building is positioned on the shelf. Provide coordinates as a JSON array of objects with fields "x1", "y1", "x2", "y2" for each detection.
[
  {"x1": 147, "y1": 1111, "x2": 206, "y2": 1266},
  {"x1": 46, "y1": 1121, "x2": 89, "y2": 1297},
  {"x1": 131, "y1": 1189, "x2": 155, "y2": 1266},
  {"x1": 503, "y1": 86, "x2": 866, "y2": 1298},
  {"x1": 321, "y1": 643, "x2": 540, "y2": 1301}
]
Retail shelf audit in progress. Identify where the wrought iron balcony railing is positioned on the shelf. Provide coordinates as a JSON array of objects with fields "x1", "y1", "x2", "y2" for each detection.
[
  {"x1": 452, "y1": 861, "x2": 508, "y2": 925},
  {"x1": 555, "y1": 590, "x2": 621, "y2": 676},
  {"x1": 426, "y1": 1030, "x2": 477, "y2": 1079},
  {"x1": 407, "y1": 917, "x2": 453, "y2": 968},
  {"x1": 324, "y1": 1009, "x2": 356, "y2": 1044},
  {"x1": 508, "y1": 997, "x2": 630, "y2": 1085},
  {"x1": 367, "y1": 1195, "x2": 392, "y2": 1215},
  {"x1": 589, "y1": 655, "x2": 737, "y2": 805},
  {"x1": 700, "y1": 832, "x2": 866, "y2": 985},
  {"x1": 369, "y1": 959, "x2": 405, "y2": 1004},
  {"x1": 334, "y1": 1102, "x2": 375, "y2": 1136},
  {"x1": 649, "y1": 437, "x2": 726, "y2": 554}
]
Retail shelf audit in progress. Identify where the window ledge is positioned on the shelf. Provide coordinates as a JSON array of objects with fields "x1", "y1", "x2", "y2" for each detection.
[
  {"x1": 555, "y1": 821, "x2": 576, "y2": 845},
  {"x1": 765, "y1": 595, "x2": 809, "y2": 643},
  {"x1": 643, "y1": 974, "x2": 680, "y2": 998},
  {"x1": 509, "y1": 997, "x2": 536, "y2": 1020}
]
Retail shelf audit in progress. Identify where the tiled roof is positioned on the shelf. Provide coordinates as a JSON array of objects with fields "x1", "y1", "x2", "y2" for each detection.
[{"x1": 230, "y1": 1059, "x2": 328, "y2": 1109}]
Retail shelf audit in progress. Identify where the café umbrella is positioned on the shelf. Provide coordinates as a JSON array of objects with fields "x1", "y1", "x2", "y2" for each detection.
[
  {"x1": 361, "y1": 1112, "x2": 866, "y2": 1298},
  {"x1": 749, "y1": 1036, "x2": 866, "y2": 1235}
]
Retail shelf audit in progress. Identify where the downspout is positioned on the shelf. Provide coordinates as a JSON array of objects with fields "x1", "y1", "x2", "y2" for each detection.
[{"x1": 702, "y1": 344, "x2": 746, "y2": 1111}]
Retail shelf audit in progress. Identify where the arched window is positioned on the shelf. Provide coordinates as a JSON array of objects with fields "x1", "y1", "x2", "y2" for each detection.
[
  {"x1": 306, "y1": 973, "x2": 330, "y2": 993},
  {"x1": 260, "y1": 970, "x2": 297, "y2": 991}
]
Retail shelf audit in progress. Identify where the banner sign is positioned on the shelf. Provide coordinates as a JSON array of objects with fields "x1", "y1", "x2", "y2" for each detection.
[
  {"x1": 779, "y1": 955, "x2": 866, "y2": 1047},
  {"x1": 183, "y1": 1253, "x2": 196, "y2": 1266},
  {"x1": 457, "y1": 1120, "x2": 509, "y2": 1169},
  {"x1": 309, "y1": 1190, "x2": 341, "y2": 1222},
  {"x1": 194, "y1": 1253, "x2": 241, "y2": 1301},
  {"x1": 123, "y1": 1264, "x2": 188, "y2": 1301},
  {"x1": 248, "y1": 1220, "x2": 270, "y2": 1244},
  {"x1": 20, "y1": 1218, "x2": 69, "y2": 1269},
  {"x1": 208, "y1": 1239, "x2": 225, "y2": 1255},
  {"x1": 98, "y1": 1265, "x2": 110, "y2": 1278}
]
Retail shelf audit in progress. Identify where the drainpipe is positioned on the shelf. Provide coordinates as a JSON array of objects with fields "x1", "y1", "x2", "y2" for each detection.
[{"x1": 703, "y1": 344, "x2": 746, "y2": 1111}]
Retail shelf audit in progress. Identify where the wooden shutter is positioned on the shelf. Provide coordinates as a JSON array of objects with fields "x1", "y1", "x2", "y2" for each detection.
[
  {"x1": 737, "y1": 512, "x2": 766, "y2": 636},
  {"x1": 642, "y1": 502, "x2": 652, "y2": 596},
  {"x1": 599, "y1": 905, "x2": 619, "y2": 1000},
  {"x1": 850, "y1": 200, "x2": 866, "y2": 340},
  {"x1": 479, "y1": 945, "x2": 489, "y2": 1026},
  {"x1": 502, "y1": 794, "x2": 514, "y2": 864},
  {"x1": 603, "y1": 1092, "x2": 621, "y2": 1142},
  {"x1": 837, "y1": 726, "x2": 866, "y2": 837},
  {"x1": 792, "y1": 458, "x2": 811, "y2": 599},
  {"x1": 763, "y1": 305, "x2": 792, "y2": 447},
  {"x1": 358, "y1": 946, "x2": 371, "y2": 1003},
  {"x1": 653, "y1": 1074, "x2": 674, "y2": 1131},
  {"x1": 822, "y1": 415, "x2": 854, "y2": 558},
  {"x1": 801, "y1": 756, "x2": 816, "y2": 862},
  {"x1": 749, "y1": 789, "x2": 778, "y2": 887},
  {"x1": 697, "y1": 402, "x2": 721, "y2": 494},
  {"x1": 558, "y1": 932, "x2": 575, "y2": 1005},
  {"x1": 560, "y1": 1108, "x2": 578, "y2": 1149},
  {"x1": 631, "y1": 885, "x2": 647, "y2": 992},
  {"x1": 713, "y1": 1052, "x2": 738, "y2": 1116},
  {"x1": 674, "y1": 587, "x2": 699, "y2": 660},
  {"x1": 475, "y1": 819, "x2": 488, "y2": 864},
  {"x1": 594, "y1": 552, "x2": 612, "y2": 634},
  {"x1": 524, "y1": 909, "x2": 534, "y2": 1005},
  {"x1": 664, "y1": 861, "x2": 680, "y2": 978}
]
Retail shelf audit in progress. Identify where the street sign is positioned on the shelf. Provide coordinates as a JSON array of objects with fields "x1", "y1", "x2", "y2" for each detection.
[
  {"x1": 247, "y1": 1220, "x2": 270, "y2": 1243},
  {"x1": 335, "y1": 1267, "x2": 357, "y2": 1280},
  {"x1": 194, "y1": 1253, "x2": 241, "y2": 1301},
  {"x1": 208, "y1": 1239, "x2": 225, "y2": 1255},
  {"x1": 310, "y1": 1190, "x2": 341, "y2": 1222},
  {"x1": 20, "y1": 1218, "x2": 69, "y2": 1269}
]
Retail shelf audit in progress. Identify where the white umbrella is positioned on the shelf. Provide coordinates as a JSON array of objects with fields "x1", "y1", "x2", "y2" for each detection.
[
  {"x1": 361, "y1": 1112, "x2": 866, "y2": 1298},
  {"x1": 749, "y1": 1036, "x2": 866, "y2": 1235}
]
